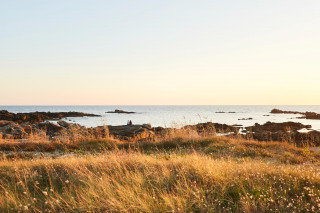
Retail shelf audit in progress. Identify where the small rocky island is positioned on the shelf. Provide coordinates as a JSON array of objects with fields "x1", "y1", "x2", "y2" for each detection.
[
  {"x1": 106, "y1": 109, "x2": 135, "y2": 114},
  {"x1": 271, "y1": 108, "x2": 320, "y2": 120},
  {"x1": 0, "y1": 110, "x2": 100, "y2": 124}
]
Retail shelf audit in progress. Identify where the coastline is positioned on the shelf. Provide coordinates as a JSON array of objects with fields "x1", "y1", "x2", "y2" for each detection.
[{"x1": 1, "y1": 109, "x2": 320, "y2": 147}]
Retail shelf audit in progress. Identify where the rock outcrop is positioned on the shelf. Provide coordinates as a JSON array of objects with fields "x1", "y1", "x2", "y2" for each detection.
[
  {"x1": 106, "y1": 124, "x2": 154, "y2": 141},
  {"x1": 0, "y1": 110, "x2": 100, "y2": 124},
  {"x1": 270, "y1": 109, "x2": 320, "y2": 120},
  {"x1": 245, "y1": 121, "x2": 318, "y2": 146},
  {"x1": 247, "y1": 122, "x2": 311, "y2": 132},
  {"x1": 0, "y1": 120, "x2": 27, "y2": 139},
  {"x1": 106, "y1": 109, "x2": 135, "y2": 114}
]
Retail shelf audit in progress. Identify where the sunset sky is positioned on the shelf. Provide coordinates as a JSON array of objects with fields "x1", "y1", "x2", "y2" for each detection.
[{"x1": 1, "y1": 0, "x2": 320, "y2": 105}]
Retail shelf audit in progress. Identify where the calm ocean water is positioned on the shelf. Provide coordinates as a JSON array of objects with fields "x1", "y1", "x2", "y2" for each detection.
[{"x1": 1, "y1": 106, "x2": 320, "y2": 131}]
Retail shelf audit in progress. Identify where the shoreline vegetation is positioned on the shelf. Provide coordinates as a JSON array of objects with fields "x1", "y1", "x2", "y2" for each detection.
[{"x1": 0, "y1": 109, "x2": 320, "y2": 212}]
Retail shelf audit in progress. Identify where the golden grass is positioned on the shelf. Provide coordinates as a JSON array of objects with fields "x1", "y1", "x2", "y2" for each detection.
[
  {"x1": 0, "y1": 135, "x2": 319, "y2": 164},
  {"x1": 0, "y1": 151, "x2": 320, "y2": 212},
  {"x1": 1, "y1": 131, "x2": 320, "y2": 212}
]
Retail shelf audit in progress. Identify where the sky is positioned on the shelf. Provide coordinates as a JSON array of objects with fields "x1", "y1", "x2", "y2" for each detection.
[{"x1": 1, "y1": 0, "x2": 320, "y2": 105}]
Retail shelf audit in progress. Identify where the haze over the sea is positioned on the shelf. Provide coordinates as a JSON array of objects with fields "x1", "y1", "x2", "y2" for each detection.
[{"x1": 1, "y1": 0, "x2": 320, "y2": 105}]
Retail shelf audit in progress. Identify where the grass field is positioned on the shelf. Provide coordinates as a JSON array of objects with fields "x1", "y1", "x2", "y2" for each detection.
[{"x1": 0, "y1": 136, "x2": 320, "y2": 212}]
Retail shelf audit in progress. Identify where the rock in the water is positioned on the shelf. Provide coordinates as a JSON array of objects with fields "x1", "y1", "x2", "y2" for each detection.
[
  {"x1": 106, "y1": 109, "x2": 135, "y2": 114},
  {"x1": 0, "y1": 110, "x2": 100, "y2": 124},
  {"x1": 270, "y1": 109, "x2": 301, "y2": 114},
  {"x1": 270, "y1": 109, "x2": 320, "y2": 120}
]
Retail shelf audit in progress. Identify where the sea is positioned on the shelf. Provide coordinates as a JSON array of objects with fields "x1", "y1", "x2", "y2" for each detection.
[{"x1": 1, "y1": 105, "x2": 320, "y2": 131}]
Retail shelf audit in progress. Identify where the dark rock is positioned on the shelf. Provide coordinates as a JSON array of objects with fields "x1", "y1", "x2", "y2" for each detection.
[
  {"x1": 247, "y1": 122, "x2": 311, "y2": 133},
  {"x1": 270, "y1": 109, "x2": 320, "y2": 120},
  {"x1": 183, "y1": 122, "x2": 239, "y2": 134},
  {"x1": 213, "y1": 123, "x2": 239, "y2": 133},
  {"x1": 22, "y1": 125, "x2": 33, "y2": 134},
  {"x1": 270, "y1": 109, "x2": 301, "y2": 114},
  {"x1": 302, "y1": 112, "x2": 320, "y2": 120},
  {"x1": 36, "y1": 122, "x2": 64, "y2": 137},
  {"x1": 0, "y1": 120, "x2": 16, "y2": 127},
  {"x1": 57, "y1": 121, "x2": 71, "y2": 128},
  {"x1": 0, "y1": 110, "x2": 100, "y2": 124},
  {"x1": 106, "y1": 109, "x2": 135, "y2": 114},
  {"x1": 238, "y1": 118, "x2": 253, "y2": 120},
  {"x1": 244, "y1": 121, "x2": 320, "y2": 146},
  {"x1": 183, "y1": 122, "x2": 216, "y2": 135},
  {"x1": 107, "y1": 124, "x2": 154, "y2": 141}
]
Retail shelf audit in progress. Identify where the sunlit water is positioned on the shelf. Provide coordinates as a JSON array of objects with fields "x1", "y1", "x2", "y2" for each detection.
[{"x1": 1, "y1": 106, "x2": 320, "y2": 131}]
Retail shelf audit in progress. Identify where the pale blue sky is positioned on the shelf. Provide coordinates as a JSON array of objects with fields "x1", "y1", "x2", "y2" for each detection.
[{"x1": 1, "y1": 0, "x2": 320, "y2": 105}]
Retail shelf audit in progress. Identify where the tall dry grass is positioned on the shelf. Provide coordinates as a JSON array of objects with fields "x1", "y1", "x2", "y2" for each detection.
[
  {"x1": 0, "y1": 126, "x2": 320, "y2": 212},
  {"x1": 0, "y1": 151, "x2": 319, "y2": 212}
]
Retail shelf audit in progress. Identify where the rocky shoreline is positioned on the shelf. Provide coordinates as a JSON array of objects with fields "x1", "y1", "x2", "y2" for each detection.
[{"x1": 0, "y1": 111, "x2": 320, "y2": 146}]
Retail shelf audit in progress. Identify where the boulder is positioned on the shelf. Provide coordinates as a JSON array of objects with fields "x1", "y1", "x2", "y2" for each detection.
[
  {"x1": 37, "y1": 122, "x2": 64, "y2": 137},
  {"x1": 22, "y1": 125, "x2": 33, "y2": 134},
  {"x1": 57, "y1": 120, "x2": 71, "y2": 128},
  {"x1": 107, "y1": 125, "x2": 154, "y2": 141},
  {"x1": 0, "y1": 120, "x2": 16, "y2": 127}
]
